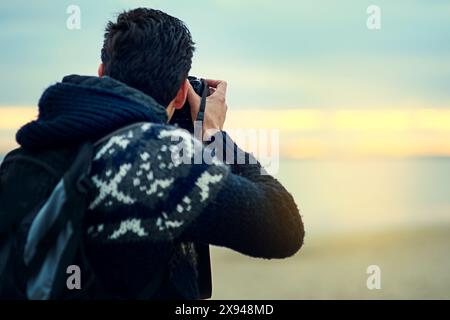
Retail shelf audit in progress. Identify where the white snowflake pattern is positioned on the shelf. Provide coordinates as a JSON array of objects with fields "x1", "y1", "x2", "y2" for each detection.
[
  {"x1": 89, "y1": 163, "x2": 136, "y2": 209},
  {"x1": 195, "y1": 172, "x2": 224, "y2": 202},
  {"x1": 94, "y1": 135, "x2": 131, "y2": 160},
  {"x1": 109, "y1": 218, "x2": 148, "y2": 240}
]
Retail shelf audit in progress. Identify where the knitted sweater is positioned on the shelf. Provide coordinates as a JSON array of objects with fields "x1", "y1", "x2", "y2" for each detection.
[{"x1": 16, "y1": 75, "x2": 305, "y2": 299}]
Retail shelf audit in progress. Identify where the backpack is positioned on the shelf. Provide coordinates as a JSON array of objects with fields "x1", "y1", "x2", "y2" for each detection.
[
  {"x1": 0, "y1": 139, "x2": 172, "y2": 299},
  {"x1": 1, "y1": 76, "x2": 214, "y2": 299}
]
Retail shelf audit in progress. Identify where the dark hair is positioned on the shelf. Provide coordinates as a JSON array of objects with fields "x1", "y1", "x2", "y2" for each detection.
[{"x1": 101, "y1": 8, "x2": 195, "y2": 106}]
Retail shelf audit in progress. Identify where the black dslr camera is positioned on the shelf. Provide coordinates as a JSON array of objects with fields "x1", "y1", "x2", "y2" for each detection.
[{"x1": 169, "y1": 76, "x2": 209, "y2": 133}]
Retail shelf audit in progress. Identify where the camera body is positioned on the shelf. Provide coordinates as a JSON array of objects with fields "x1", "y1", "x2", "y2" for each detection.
[{"x1": 169, "y1": 76, "x2": 207, "y2": 133}]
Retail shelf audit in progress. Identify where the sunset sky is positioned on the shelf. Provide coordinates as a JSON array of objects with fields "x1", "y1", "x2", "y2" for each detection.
[{"x1": 1, "y1": 0, "x2": 449, "y2": 157}]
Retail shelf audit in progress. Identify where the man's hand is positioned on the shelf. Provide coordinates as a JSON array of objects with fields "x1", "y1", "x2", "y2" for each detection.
[{"x1": 187, "y1": 79, "x2": 228, "y2": 139}]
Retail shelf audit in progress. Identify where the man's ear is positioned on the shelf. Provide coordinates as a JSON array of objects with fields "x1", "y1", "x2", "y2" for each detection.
[
  {"x1": 98, "y1": 63, "x2": 104, "y2": 77},
  {"x1": 172, "y1": 79, "x2": 189, "y2": 109}
]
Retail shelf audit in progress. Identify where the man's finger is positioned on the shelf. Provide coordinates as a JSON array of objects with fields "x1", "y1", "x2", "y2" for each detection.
[
  {"x1": 209, "y1": 87, "x2": 216, "y2": 95},
  {"x1": 205, "y1": 79, "x2": 227, "y2": 96}
]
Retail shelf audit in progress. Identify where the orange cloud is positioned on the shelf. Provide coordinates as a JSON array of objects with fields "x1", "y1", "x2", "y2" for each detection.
[
  {"x1": 0, "y1": 106, "x2": 36, "y2": 130},
  {"x1": 1, "y1": 106, "x2": 450, "y2": 159}
]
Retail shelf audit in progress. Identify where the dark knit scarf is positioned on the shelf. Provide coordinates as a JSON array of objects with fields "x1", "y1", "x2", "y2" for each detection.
[{"x1": 16, "y1": 75, "x2": 168, "y2": 149}]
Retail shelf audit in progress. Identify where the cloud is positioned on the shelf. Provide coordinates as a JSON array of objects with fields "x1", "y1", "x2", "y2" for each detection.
[
  {"x1": 0, "y1": 0, "x2": 449, "y2": 109},
  {"x1": 193, "y1": 55, "x2": 450, "y2": 109}
]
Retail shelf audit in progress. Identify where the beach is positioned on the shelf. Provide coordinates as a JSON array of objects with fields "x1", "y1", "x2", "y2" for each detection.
[{"x1": 210, "y1": 224, "x2": 450, "y2": 299}]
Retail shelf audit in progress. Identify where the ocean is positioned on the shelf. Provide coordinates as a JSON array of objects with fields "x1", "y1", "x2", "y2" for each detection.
[{"x1": 274, "y1": 158, "x2": 450, "y2": 235}]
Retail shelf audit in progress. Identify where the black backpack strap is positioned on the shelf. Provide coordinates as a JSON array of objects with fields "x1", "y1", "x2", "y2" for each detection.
[
  {"x1": 196, "y1": 79, "x2": 209, "y2": 123},
  {"x1": 25, "y1": 143, "x2": 94, "y2": 272},
  {"x1": 23, "y1": 142, "x2": 95, "y2": 299},
  {"x1": 196, "y1": 243, "x2": 212, "y2": 299},
  {"x1": 0, "y1": 147, "x2": 77, "y2": 299}
]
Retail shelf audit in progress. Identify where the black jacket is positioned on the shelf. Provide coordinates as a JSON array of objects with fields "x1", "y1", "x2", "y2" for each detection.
[{"x1": 1, "y1": 75, "x2": 304, "y2": 299}]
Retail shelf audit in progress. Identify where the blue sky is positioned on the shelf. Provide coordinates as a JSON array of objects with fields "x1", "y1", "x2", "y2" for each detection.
[{"x1": 0, "y1": 0, "x2": 449, "y2": 109}]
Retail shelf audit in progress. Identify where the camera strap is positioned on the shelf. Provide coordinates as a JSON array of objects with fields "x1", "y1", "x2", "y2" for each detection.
[{"x1": 196, "y1": 79, "x2": 209, "y2": 123}]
